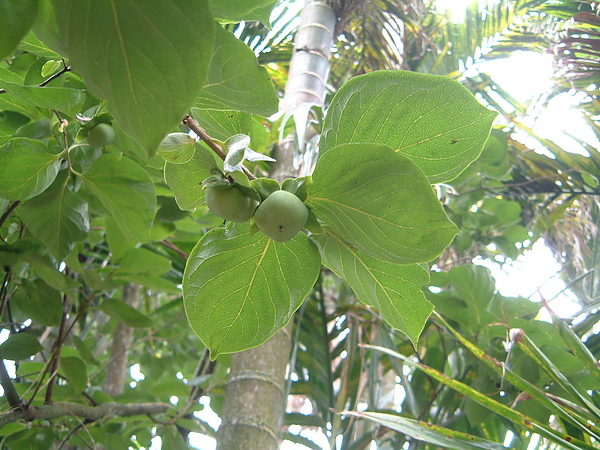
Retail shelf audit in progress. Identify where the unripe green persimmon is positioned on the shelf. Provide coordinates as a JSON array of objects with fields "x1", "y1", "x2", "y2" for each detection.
[
  {"x1": 254, "y1": 190, "x2": 308, "y2": 242},
  {"x1": 205, "y1": 186, "x2": 258, "y2": 223},
  {"x1": 86, "y1": 123, "x2": 115, "y2": 147}
]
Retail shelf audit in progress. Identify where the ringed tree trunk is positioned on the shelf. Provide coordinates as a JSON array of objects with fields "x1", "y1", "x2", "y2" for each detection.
[{"x1": 216, "y1": 2, "x2": 336, "y2": 449}]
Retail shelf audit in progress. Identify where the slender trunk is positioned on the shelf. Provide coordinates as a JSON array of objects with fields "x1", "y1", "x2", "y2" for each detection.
[
  {"x1": 103, "y1": 283, "x2": 141, "y2": 397},
  {"x1": 216, "y1": 2, "x2": 336, "y2": 449}
]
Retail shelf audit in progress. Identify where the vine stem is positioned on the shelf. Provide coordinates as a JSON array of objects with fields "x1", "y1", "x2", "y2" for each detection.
[{"x1": 182, "y1": 115, "x2": 256, "y2": 180}]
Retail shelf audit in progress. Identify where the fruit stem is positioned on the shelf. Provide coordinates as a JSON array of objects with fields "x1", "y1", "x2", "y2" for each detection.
[{"x1": 182, "y1": 115, "x2": 256, "y2": 180}]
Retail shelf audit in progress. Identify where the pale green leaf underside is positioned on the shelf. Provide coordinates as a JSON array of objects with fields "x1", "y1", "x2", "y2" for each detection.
[
  {"x1": 316, "y1": 233, "x2": 432, "y2": 346},
  {"x1": 307, "y1": 143, "x2": 458, "y2": 264},
  {"x1": 343, "y1": 411, "x2": 507, "y2": 450},
  {"x1": 320, "y1": 70, "x2": 497, "y2": 183},
  {"x1": 0, "y1": 138, "x2": 61, "y2": 201},
  {"x1": 183, "y1": 222, "x2": 321, "y2": 358},
  {"x1": 190, "y1": 108, "x2": 253, "y2": 141},
  {"x1": 164, "y1": 144, "x2": 218, "y2": 211},
  {"x1": 20, "y1": 181, "x2": 89, "y2": 261},
  {"x1": 194, "y1": 25, "x2": 278, "y2": 117},
  {"x1": 81, "y1": 153, "x2": 156, "y2": 243},
  {"x1": 209, "y1": 0, "x2": 276, "y2": 22},
  {"x1": 52, "y1": 0, "x2": 215, "y2": 156}
]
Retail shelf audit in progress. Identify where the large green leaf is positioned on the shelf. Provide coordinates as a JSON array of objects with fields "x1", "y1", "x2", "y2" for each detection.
[
  {"x1": 52, "y1": 0, "x2": 215, "y2": 156},
  {"x1": 0, "y1": 82, "x2": 85, "y2": 118},
  {"x1": 19, "y1": 180, "x2": 89, "y2": 261},
  {"x1": 194, "y1": 25, "x2": 278, "y2": 117},
  {"x1": 0, "y1": 138, "x2": 62, "y2": 201},
  {"x1": 342, "y1": 411, "x2": 507, "y2": 450},
  {"x1": 80, "y1": 153, "x2": 156, "y2": 243},
  {"x1": 315, "y1": 233, "x2": 432, "y2": 345},
  {"x1": 164, "y1": 144, "x2": 218, "y2": 211},
  {"x1": 306, "y1": 143, "x2": 458, "y2": 264},
  {"x1": 0, "y1": 0, "x2": 39, "y2": 59},
  {"x1": 183, "y1": 222, "x2": 321, "y2": 358},
  {"x1": 320, "y1": 71, "x2": 497, "y2": 183}
]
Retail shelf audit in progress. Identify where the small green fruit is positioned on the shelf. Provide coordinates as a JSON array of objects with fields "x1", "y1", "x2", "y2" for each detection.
[
  {"x1": 254, "y1": 190, "x2": 309, "y2": 242},
  {"x1": 205, "y1": 186, "x2": 258, "y2": 223},
  {"x1": 86, "y1": 123, "x2": 115, "y2": 147}
]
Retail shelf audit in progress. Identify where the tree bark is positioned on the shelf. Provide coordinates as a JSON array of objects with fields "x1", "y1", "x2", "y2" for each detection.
[
  {"x1": 103, "y1": 283, "x2": 141, "y2": 397},
  {"x1": 216, "y1": 2, "x2": 337, "y2": 449}
]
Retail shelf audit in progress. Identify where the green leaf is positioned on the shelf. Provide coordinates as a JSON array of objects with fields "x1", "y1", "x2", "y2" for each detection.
[
  {"x1": 0, "y1": 138, "x2": 61, "y2": 201},
  {"x1": 59, "y1": 356, "x2": 88, "y2": 393},
  {"x1": 209, "y1": 0, "x2": 277, "y2": 22},
  {"x1": 190, "y1": 108, "x2": 252, "y2": 141},
  {"x1": 99, "y1": 298, "x2": 153, "y2": 328},
  {"x1": 52, "y1": 0, "x2": 215, "y2": 156},
  {"x1": 0, "y1": 333, "x2": 43, "y2": 360},
  {"x1": 320, "y1": 71, "x2": 497, "y2": 183},
  {"x1": 22, "y1": 253, "x2": 80, "y2": 292},
  {"x1": 117, "y1": 248, "x2": 172, "y2": 276},
  {"x1": 315, "y1": 233, "x2": 432, "y2": 346},
  {"x1": 194, "y1": 25, "x2": 278, "y2": 117},
  {"x1": 0, "y1": 0, "x2": 40, "y2": 59},
  {"x1": 12, "y1": 280, "x2": 62, "y2": 327},
  {"x1": 80, "y1": 153, "x2": 156, "y2": 243},
  {"x1": 306, "y1": 143, "x2": 458, "y2": 264},
  {"x1": 19, "y1": 180, "x2": 89, "y2": 261},
  {"x1": 447, "y1": 265, "x2": 496, "y2": 334},
  {"x1": 342, "y1": 411, "x2": 507, "y2": 450},
  {"x1": 157, "y1": 133, "x2": 197, "y2": 165},
  {"x1": 164, "y1": 145, "x2": 218, "y2": 211},
  {"x1": 20, "y1": 32, "x2": 63, "y2": 59},
  {"x1": 0, "y1": 82, "x2": 85, "y2": 118},
  {"x1": 183, "y1": 222, "x2": 321, "y2": 358},
  {"x1": 72, "y1": 335, "x2": 99, "y2": 366}
]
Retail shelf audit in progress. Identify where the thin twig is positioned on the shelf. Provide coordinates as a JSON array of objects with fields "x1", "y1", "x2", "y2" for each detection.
[
  {"x1": 0, "y1": 201, "x2": 20, "y2": 231},
  {"x1": 44, "y1": 294, "x2": 72, "y2": 404},
  {"x1": 160, "y1": 239, "x2": 189, "y2": 260},
  {"x1": 0, "y1": 66, "x2": 71, "y2": 95},
  {"x1": 182, "y1": 115, "x2": 256, "y2": 180}
]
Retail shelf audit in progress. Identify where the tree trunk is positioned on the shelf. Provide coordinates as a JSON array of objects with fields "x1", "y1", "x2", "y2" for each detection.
[
  {"x1": 103, "y1": 283, "x2": 141, "y2": 397},
  {"x1": 216, "y1": 2, "x2": 336, "y2": 449}
]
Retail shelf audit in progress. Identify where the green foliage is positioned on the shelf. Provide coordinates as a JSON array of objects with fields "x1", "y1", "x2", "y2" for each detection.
[
  {"x1": 0, "y1": 0, "x2": 40, "y2": 60},
  {"x1": 51, "y1": 0, "x2": 216, "y2": 156},
  {"x1": 3, "y1": 2, "x2": 592, "y2": 449}
]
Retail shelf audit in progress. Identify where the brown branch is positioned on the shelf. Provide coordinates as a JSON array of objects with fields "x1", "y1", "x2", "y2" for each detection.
[
  {"x1": 182, "y1": 115, "x2": 256, "y2": 180},
  {"x1": 0, "y1": 66, "x2": 71, "y2": 95},
  {"x1": 0, "y1": 354, "x2": 23, "y2": 410},
  {"x1": 160, "y1": 239, "x2": 189, "y2": 260},
  {"x1": 0, "y1": 401, "x2": 171, "y2": 428}
]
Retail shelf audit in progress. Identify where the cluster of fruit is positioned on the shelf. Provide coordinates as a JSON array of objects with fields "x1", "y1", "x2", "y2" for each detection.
[{"x1": 205, "y1": 185, "x2": 308, "y2": 242}]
